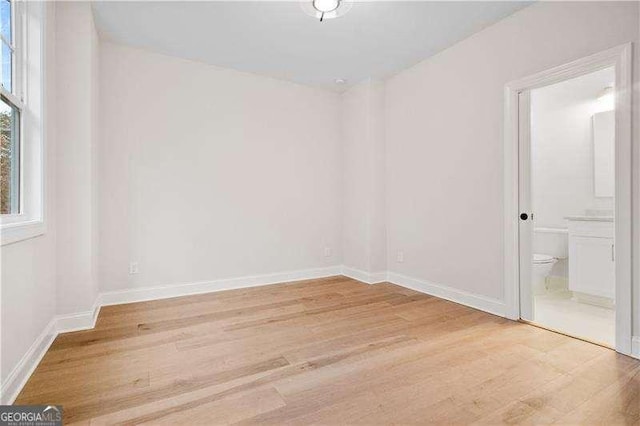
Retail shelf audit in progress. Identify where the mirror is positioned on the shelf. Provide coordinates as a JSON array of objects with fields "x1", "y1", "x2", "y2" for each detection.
[{"x1": 592, "y1": 110, "x2": 614, "y2": 197}]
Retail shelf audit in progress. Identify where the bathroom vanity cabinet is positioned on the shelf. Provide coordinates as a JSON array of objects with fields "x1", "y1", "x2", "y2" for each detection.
[{"x1": 566, "y1": 217, "x2": 615, "y2": 301}]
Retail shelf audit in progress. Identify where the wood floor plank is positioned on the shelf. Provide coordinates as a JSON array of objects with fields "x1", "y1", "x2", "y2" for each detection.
[{"x1": 14, "y1": 276, "x2": 640, "y2": 425}]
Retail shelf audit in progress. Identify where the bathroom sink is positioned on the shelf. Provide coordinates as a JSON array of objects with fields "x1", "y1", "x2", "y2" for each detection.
[
  {"x1": 565, "y1": 215, "x2": 613, "y2": 222},
  {"x1": 565, "y1": 210, "x2": 613, "y2": 222}
]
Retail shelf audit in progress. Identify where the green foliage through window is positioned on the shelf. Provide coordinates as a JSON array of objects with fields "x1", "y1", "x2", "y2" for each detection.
[{"x1": 1, "y1": 96, "x2": 19, "y2": 214}]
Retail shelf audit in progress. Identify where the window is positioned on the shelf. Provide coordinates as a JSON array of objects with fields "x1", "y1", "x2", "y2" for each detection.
[
  {"x1": 1, "y1": 0, "x2": 45, "y2": 245},
  {"x1": 1, "y1": 95, "x2": 19, "y2": 214},
  {"x1": 1, "y1": 0, "x2": 22, "y2": 216},
  {"x1": 1, "y1": 0, "x2": 14, "y2": 92}
]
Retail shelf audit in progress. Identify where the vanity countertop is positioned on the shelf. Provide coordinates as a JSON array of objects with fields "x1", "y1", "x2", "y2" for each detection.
[{"x1": 565, "y1": 215, "x2": 614, "y2": 222}]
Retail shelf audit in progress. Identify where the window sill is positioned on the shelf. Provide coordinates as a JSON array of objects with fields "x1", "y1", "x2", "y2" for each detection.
[{"x1": 1, "y1": 220, "x2": 46, "y2": 246}]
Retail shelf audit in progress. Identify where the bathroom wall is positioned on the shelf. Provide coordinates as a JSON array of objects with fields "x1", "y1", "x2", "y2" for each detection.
[
  {"x1": 531, "y1": 67, "x2": 615, "y2": 278},
  {"x1": 531, "y1": 68, "x2": 615, "y2": 230}
]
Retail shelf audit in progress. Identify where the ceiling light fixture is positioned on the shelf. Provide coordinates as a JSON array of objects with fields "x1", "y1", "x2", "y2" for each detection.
[
  {"x1": 301, "y1": 0, "x2": 352, "y2": 22},
  {"x1": 314, "y1": 0, "x2": 340, "y2": 14}
]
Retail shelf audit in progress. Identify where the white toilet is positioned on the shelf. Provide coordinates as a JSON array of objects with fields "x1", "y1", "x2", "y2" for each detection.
[{"x1": 532, "y1": 254, "x2": 557, "y2": 295}]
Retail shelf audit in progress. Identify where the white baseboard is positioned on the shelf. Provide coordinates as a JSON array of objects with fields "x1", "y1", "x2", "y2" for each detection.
[
  {"x1": 0, "y1": 265, "x2": 342, "y2": 404},
  {"x1": 0, "y1": 302, "x2": 103, "y2": 404},
  {"x1": 632, "y1": 336, "x2": 640, "y2": 359},
  {"x1": 2, "y1": 262, "x2": 631, "y2": 406},
  {"x1": 386, "y1": 271, "x2": 507, "y2": 317},
  {"x1": 5, "y1": 265, "x2": 504, "y2": 405},
  {"x1": 0, "y1": 318, "x2": 57, "y2": 405},
  {"x1": 341, "y1": 268, "x2": 507, "y2": 317},
  {"x1": 98, "y1": 265, "x2": 342, "y2": 307},
  {"x1": 55, "y1": 303, "x2": 101, "y2": 333},
  {"x1": 4, "y1": 262, "x2": 630, "y2": 406},
  {"x1": 341, "y1": 266, "x2": 387, "y2": 284}
]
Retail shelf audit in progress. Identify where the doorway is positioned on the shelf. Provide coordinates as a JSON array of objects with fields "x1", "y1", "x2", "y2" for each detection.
[
  {"x1": 503, "y1": 44, "x2": 633, "y2": 355},
  {"x1": 523, "y1": 67, "x2": 616, "y2": 346}
]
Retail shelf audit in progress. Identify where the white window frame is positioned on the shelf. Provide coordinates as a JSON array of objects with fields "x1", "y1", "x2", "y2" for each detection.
[
  {"x1": 1, "y1": 0, "x2": 25, "y2": 105},
  {"x1": 1, "y1": 0, "x2": 25, "y2": 219},
  {"x1": 1, "y1": 0, "x2": 45, "y2": 245}
]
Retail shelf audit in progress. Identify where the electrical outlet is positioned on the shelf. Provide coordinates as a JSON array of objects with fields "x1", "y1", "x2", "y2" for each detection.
[
  {"x1": 324, "y1": 247, "x2": 332, "y2": 258},
  {"x1": 397, "y1": 251, "x2": 404, "y2": 263},
  {"x1": 129, "y1": 262, "x2": 140, "y2": 275}
]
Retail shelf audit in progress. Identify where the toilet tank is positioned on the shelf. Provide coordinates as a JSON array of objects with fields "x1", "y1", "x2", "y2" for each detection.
[{"x1": 533, "y1": 227, "x2": 568, "y2": 278}]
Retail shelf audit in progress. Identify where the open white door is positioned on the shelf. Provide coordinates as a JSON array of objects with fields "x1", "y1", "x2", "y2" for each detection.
[{"x1": 517, "y1": 90, "x2": 534, "y2": 321}]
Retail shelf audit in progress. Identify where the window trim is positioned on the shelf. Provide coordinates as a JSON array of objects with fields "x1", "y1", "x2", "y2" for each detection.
[
  {"x1": 1, "y1": 89, "x2": 23, "y2": 110},
  {"x1": 2, "y1": 218, "x2": 44, "y2": 244},
  {"x1": 1, "y1": 0, "x2": 24, "y2": 103},
  {"x1": 1, "y1": 0, "x2": 45, "y2": 245},
  {"x1": 1, "y1": 0, "x2": 24, "y2": 218},
  {"x1": 1, "y1": 93, "x2": 21, "y2": 215}
]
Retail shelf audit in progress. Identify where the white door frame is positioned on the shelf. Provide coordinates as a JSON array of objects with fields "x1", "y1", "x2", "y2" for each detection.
[{"x1": 503, "y1": 43, "x2": 633, "y2": 355}]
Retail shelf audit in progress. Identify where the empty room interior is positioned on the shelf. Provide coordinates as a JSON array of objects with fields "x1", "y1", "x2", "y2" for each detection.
[{"x1": 1, "y1": 0, "x2": 640, "y2": 424}]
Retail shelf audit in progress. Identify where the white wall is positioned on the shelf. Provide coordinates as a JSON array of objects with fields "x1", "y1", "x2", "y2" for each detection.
[
  {"x1": 636, "y1": 2, "x2": 640, "y2": 343},
  {"x1": 55, "y1": 1, "x2": 100, "y2": 315},
  {"x1": 1, "y1": 1, "x2": 56, "y2": 388},
  {"x1": 98, "y1": 42, "x2": 342, "y2": 292},
  {"x1": 531, "y1": 67, "x2": 615, "y2": 232},
  {"x1": 342, "y1": 79, "x2": 386, "y2": 277},
  {"x1": 2, "y1": 0, "x2": 102, "y2": 398},
  {"x1": 385, "y1": 2, "x2": 639, "y2": 306}
]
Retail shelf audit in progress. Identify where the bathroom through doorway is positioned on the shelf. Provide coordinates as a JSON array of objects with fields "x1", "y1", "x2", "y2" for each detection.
[
  {"x1": 503, "y1": 44, "x2": 633, "y2": 355},
  {"x1": 527, "y1": 67, "x2": 616, "y2": 346}
]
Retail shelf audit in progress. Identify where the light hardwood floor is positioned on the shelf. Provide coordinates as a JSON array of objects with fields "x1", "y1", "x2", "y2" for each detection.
[{"x1": 16, "y1": 276, "x2": 640, "y2": 424}]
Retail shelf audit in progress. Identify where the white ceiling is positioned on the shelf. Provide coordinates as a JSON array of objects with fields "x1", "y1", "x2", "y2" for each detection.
[{"x1": 92, "y1": 1, "x2": 531, "y2": 92}]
